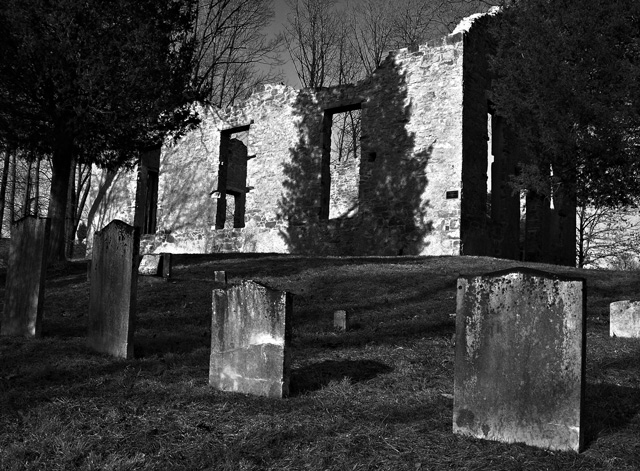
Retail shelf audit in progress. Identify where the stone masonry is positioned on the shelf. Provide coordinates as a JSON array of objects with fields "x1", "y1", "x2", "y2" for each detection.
[{"x1": 85, "y1": 11, "x2": 576, "y2": 265}]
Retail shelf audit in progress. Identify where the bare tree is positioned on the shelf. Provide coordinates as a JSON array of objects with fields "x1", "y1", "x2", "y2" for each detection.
[
  {"x1": 577, "y1": 204, "x2": 640, "y2": 269},
  {"x1": 283, "y1": 0, "x2": 347, "y2": 88},
  {"x1": 191, "y1": 0, "x2": 283, "y2": 107}
]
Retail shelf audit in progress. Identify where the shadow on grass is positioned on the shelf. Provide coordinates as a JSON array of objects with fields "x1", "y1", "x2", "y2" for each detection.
[
  {"x1": 583, "y1": 382, "x2": 640, "y2": 448},
  {"x1": 290, "y1": 359, "x2": 392, "y2": 396}
]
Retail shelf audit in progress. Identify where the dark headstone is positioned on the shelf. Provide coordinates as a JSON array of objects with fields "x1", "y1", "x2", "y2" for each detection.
[
  {"x1": 214, "y1": 270, "x2": 227, "y2": 285},
  {"x1": 87, "y1": 220, "x2": 139, "y2": 358},
  {"x1": 454, "y1": 268, "x2": 586, "y2": 452},
  {"x1": 1, "y1": 217, "x2": 50, "y2": 337},
  {"x1": 161, "y1": 253, "x2": 172, "y2": 280},
  {"x1": 610, "y1": 301, "x2": 640, "y2": 338},
  {"x1": 210, "y1": 280, "x2": 292, "y2": 398}
]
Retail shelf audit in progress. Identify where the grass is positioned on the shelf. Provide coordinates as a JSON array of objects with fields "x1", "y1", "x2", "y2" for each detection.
[{"x1": 1, "y1": 254, "x2": 639, "y2": 470}]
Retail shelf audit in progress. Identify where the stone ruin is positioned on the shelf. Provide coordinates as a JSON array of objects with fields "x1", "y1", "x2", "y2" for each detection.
[
  {"x1": 454, "y1": 268, "x2": 586, "y2": 452},
  {"x1": 85, "y1": 11, "x2": 576, "y2": 266}
]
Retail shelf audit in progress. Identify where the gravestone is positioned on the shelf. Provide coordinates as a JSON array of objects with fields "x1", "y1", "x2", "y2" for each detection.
[
  {"x1": 1, "y1": 216, "x2": 50, "y2": 337},
  {"x1": 138, "y1": 253, "x2": 172, "y2": 279},
  {"x1": 610, "y1": 301, "x2": 640, "y2": 338},
  {"x1": 138, "y1": 254, "x2": 161, "y2": 275},
  {"x1": 161, "y1": 253, "x2": 172, "y2": 279},
  {"x1": 334, "y1": 310, "x2": 348, "y2": 331},
  {"x1": 210, "y1": 280, "x2": 292, "y2": 398},
  {"x1": 454, "y1": 268, "x2": 586, "y2": 452},
  {"x1": 214, "y1": 270, "x2": 227, "y2": 285},
  {"x1": 87, "y1": 220, "x2": 139, "y2": 358}
]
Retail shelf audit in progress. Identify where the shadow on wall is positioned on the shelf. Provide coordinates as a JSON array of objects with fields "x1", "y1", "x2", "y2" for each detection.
[{"x1": 278, "y1": 69, "x2": 433, "y2": 256}]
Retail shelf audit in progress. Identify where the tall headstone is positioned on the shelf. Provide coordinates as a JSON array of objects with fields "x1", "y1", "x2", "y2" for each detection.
[
  {"x1": 87, "y1": 220, "x2": 139, "y2": 359},
  {"x1": 454, "y1": 268, "x2": 586, "y2": 452},
  {"x1": 1, "y1": 216, "x2": 50, "y2": 337},
  {"x1": 210, "y1": 280, "x2": 292, "y2": 398},
  {"x1": 610, "y1": 301, "x2": 640, "y2": 338}
]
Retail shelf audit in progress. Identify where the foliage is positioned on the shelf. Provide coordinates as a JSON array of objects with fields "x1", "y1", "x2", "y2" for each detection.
[
  {"x1": 0, "y1": 0, "x2": 198, "y2": 261},
  {"x1": 577, "y1": 204, "x2": 640, "y2": 269},
  {"x1": 490, "y1": 0, "x2": 640, "y2": 207}
]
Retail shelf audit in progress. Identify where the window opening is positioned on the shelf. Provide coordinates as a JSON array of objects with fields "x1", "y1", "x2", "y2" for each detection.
[
  {"x1": 216, "y1": 126, "x2": 249, "y2": 229},
  {"x1": 143, "y1": 170, "x2": 158, "y2": 234},
  {"x1": 321, "y1": 104, "x2": 362, "y2": 220}
]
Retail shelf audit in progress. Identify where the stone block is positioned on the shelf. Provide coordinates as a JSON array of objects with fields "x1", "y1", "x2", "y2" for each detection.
[
  {"x1": 334, "y1": 310, "x2": 348, "y2": 331},
  {"x1": 610, "y1": 301, "x2": 640, "y2": 338},
  {"x1": 1, "y1": 216, "x2": 50, "y2": 337},
  {"x1": 210, "y1": 280, "x2": 292, "y2": 398},
  {"x1": 138, "y1": 254, "x2": 161, "y2": 275},
  {"x1": 214, "y1": 270, "x2": 227, "y2": 285},
  {"x1": 454, "y1": 268, "x2": 586, "y2": 452},
  {"x1": 87, "y1": 220, "x2": 139, "y2": 359}
]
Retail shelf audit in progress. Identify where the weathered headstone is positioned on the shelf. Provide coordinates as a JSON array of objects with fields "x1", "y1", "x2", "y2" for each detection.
[
  {"x1": 454, "y1": 268, "x2": 586, "y2": 452},
  {"x1": 610, "y1": 301, "x2": 640, "y2": 338},
  {"x1": 1, "y1": 216, "x2": 50, "y2": 337},
  {"x1": 138, "y1": 253, "x2": 171, "y2": 279},
  {"x1": 138, "y1": 254, "x2": 161, "y2": 275},
  {"x1": 87, "y1": 220, "x2": 139, "y2": 358},
  {"x1": 214, "y1": 270, "x2": 227, "y2": 285},
  {"x1": 210, "y1": 280, "x2": 292, "y2": 398},
  {"x1": 334, "y1": 310, "x2": 348, "y2": 331}
]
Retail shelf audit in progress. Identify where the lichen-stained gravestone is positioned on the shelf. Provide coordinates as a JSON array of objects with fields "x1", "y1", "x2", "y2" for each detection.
[
  {"x1": 454, "y1": 268, "x2": 586, "y2": 452},
  {"x1": 210, "y1": 280, "x2": 292, "y2": 398},
  {"x1": 610, "y1": 301, "x2": 640, "y2": 338},
  {"x1": 1, "y1": 216, "x2": 50, "y2": 337},
  {"x1": 87, "y1": 220, "x2": 139, "y2": 358}
]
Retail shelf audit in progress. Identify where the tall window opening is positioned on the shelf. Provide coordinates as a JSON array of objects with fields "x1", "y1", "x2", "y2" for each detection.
[
  {"x1": 135, "y1": 146, "x2": 160, "y2": 234},
  {"x1": 321, "y1": 103, "x2": 362, "y2": 220},
  {"x1": 487, "y1": 110, "x2": 496, "y2": 218},
  {"x1": 216, "y1": 126, "x2": 249, "y2": 229},
  {"x1": 144, "y1": 170, "x2": 158, "y2": 234}
]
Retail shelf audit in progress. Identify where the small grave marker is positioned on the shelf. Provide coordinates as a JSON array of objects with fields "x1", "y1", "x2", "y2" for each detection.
[
  {"x1": 334, "y1": 310, "x2": 348, "y2": 331},
  {"x1": 610, "y1": 301, "x2": 640, "y2": 338},
  {"x1": 87, "y1": 220, "x2": 139, "y2": 358},
  {"x1": 214, "y1": 270, "x2": 227, "y2": 285},
  {"x1": 454, "y1": 268, "x2": 586, "y2": 452},
  {"x1": 1, "y1": 216, "x2": 50, "y2": 337},
  {"x1": 210, "y1": 280, "x2": 292, "y2": 398}
]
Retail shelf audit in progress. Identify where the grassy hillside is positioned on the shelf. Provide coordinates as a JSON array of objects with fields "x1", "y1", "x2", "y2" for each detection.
[{"x1": 1, "y1": 255, "x2": 639, "y2": 470}]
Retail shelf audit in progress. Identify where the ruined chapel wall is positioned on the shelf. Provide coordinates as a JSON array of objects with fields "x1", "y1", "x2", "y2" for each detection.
[{"x1": 85, "y1": 167, "x2": 137, "y2": 254}]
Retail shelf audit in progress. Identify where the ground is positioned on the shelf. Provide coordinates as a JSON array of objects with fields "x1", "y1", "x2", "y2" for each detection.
[{"x1": 0, "y1": 254, "x2": 639, "y2": 470}]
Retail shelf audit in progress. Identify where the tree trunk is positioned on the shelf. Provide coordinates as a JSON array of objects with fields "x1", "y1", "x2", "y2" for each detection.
[
  {"x1": 9, "y1": 151, "x2": 16, "y2": 226},
  {"x1": 65, "y1": 158, "x2": 77, "y2": 259},
  {"x1": 34, "y1": 158, "x2": 40, "y2": 216},
  {"x1": 0, "y1": 148, "x2": 11, "y2": 236},
  {"x1": 47, "y1": 134, "x2": 74, "y2": 264},
  {"x1": 86, "y1": 168, "x2": 117, "y2": 230},
  {"x1": 74, "y1": 164, "x2": 91, "y2": 236},
  {"x1": 22, "y1": 159, "x2": 33, "y2": 217}
]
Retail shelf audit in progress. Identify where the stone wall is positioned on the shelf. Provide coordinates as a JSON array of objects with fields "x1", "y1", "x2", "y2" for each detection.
[
  {"x1": 122, "y1": 20, "x2": 470, "y2": 256},
  {"x1": 85, "y1": 10, "x2": 576, "y2": 264}
]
